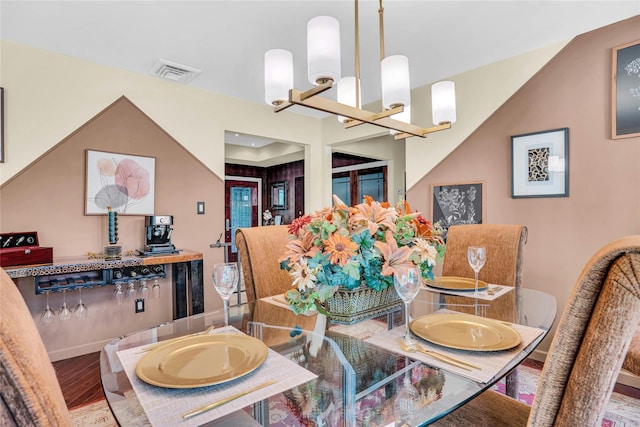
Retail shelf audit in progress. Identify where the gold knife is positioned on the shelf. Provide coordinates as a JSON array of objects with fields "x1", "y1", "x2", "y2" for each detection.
[
  {"x1": 182, "y1": 379, "x2": 278, "y2": 420},
  {"x1": 414, "y1": 343, "x2": 481, "y2": 370}
]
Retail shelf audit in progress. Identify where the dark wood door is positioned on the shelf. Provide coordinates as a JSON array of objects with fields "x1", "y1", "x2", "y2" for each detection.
[
  {"x1": 225, "y1": 180, "x2": 259, "y2": 262},
  {"x1": 294, "y1": 176, "x2": 304, "y2": 218}
]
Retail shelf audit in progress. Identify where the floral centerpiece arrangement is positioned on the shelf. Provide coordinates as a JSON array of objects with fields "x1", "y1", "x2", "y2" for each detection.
[{"x1": 279, "y1": 195, "x2": 445, "y2": 315}]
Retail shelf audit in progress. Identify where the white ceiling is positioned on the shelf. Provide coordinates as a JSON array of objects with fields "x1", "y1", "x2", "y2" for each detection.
[{"x1": 2, "y1": 0, "x2": 639, "y2": 150}]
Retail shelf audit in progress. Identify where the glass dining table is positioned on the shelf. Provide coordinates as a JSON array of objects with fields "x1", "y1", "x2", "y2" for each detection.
[{"x1": 100, "y1": 285, "x2": 556, "y2": 426}]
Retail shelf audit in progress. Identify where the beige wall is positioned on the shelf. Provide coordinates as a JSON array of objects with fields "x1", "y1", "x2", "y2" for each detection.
[{"x1": 408, "y1": 16, "x2": 640, "y2": 357}]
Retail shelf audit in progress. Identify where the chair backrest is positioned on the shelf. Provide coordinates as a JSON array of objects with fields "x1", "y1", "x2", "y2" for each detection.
[
  {"x1": 442, "y1": 224, "x2": 528, "y2": 287},
  {"x1": 235, "y1": 225, "x2": 293, "y2": 302},
  {"x1": 528, "y1": 235, "x2": 640, "y2": 427},
  {"x1": 0, "y1": 268, "x2": 72, "y2": 426}
]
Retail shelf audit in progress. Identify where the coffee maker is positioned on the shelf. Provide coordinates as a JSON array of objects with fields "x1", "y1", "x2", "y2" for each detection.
[{"x1": 141, "y1": 215, "x2": 177, "y2": 255}]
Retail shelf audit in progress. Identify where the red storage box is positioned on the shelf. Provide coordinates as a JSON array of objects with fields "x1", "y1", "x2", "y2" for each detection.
[{"x1": 0, "y1": 232, "x2": 53, "y2": 267}]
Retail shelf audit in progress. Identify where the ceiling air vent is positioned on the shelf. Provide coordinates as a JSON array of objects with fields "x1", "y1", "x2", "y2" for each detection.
[{"x1": 152, "y1": 59, "x2": 201, "y2": 83}]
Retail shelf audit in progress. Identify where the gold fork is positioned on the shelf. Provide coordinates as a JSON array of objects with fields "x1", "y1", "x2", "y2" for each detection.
[{"x1": 396, "y1": 338, "x2": 479, "y2": 371}]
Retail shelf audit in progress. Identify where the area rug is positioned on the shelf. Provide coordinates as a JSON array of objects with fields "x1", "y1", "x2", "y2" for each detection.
[
  {"x1": 492, "y1": 365, "x2": 640, "y2": 427},
  {"x1": 69, "y1": 400, "x2": 118, "y2": 427}
]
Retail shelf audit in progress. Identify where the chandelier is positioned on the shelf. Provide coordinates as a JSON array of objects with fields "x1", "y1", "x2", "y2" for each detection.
[{"x1": 264, "y1": 0, "x2": 456, "y2": 140}]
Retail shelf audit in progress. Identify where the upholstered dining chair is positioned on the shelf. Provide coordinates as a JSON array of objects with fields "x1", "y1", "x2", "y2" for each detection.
[
  {"x1": 235, "y1": 225, "x2": 293, "y2": 302},
  {"x1": 441, "y1": 224, "x2": 528, "y2": 288},
  {"x1": 622, "y1": 327, "x2": 640, "y2": 377},
  {"x1": 0, "y1": 267, "x2": 73, "y2": 426},
  {"x1": 432, "y1": 235, "x2": 640, "y2": 427}
]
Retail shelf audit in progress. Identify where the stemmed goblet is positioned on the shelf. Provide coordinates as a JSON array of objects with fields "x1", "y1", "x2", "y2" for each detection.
[
  {"x1": 394, "y1": 371, "x2": 418, "y2": 425},
  {"x1": 41, "y1": 291, "x2": 56, "y2": 324},
  {"x1": 152, "y1": 279, "x2": 161, "y2": 299},
  {"x1": 58, "y1": 289, "x2": 73, "y2": 321},
  {"x1": 126, "y1": 281, "x2": 137, "y2": 302},
  {"x1": 114, "y1": 283, "x2": 124, "y2": 305},
  {"x1": 138, "y1": 280, "x2": 149, "y2": 300},
  {"x1": 74, "y1": 287, "x2": 88, "y2": 319},
  {"x1": 212, "y1": 263, "x2": 238, "y2": 331},
  {"x1": 467, "y1": 246, "x2": 487, "y2": 293},
  {"x1": 393, "y1": 265, "x2": 422, "y2": 346}
]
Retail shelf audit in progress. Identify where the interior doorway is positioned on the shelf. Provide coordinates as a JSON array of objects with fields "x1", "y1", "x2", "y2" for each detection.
[{"x1": 224, "y1": 178, "x2": 261, "y2": 262}]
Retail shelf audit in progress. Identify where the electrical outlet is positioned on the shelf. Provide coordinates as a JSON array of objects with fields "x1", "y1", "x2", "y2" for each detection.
[{"x1": 135, "y1": 298, "x2": 145, "y2": 313}]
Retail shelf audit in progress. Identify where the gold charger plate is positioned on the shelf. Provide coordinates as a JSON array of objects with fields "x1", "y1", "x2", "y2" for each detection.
[
  {"x1": 410, "y1": 313, "x2": 521, "y2": 351},
  {"x1": 426, "y1": 276, "x2": 488, "y2": 292},
  {"x1": 136, "y1": 333, "x2": 268, "y2": 388}
]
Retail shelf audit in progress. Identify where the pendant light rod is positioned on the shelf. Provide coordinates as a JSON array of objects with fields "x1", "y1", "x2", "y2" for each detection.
[
  {"x1": 355, "y1": 0, "x2": 361, "y2": 109},
  {"x1": 378, "y1": 0, "x2": 385, "y2": 61}
]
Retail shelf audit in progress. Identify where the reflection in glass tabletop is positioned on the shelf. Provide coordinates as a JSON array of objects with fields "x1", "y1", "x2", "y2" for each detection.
[{"x1": 100, "y1": 287, "x2": 556, "y2": 426}]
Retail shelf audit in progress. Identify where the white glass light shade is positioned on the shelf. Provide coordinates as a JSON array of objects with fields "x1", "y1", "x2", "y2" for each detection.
[
  {"x1": 431, "y1": 81, "x2": 456, "y2": 125},
  {"x1": 264, "y1": 49, "x2": 294, "y2": 106},
  {"x1": 381, "y1": 55, "x2": 411, "y2": 109},
  {"x1": 337, "y1": 76, "x2": 361, "y2": 123},
  {"x1": 307, "y1": 16, "x2": 341, "y2": 85},
  {"x1": 390, "y1": 105, "x2": 410, "y2": 136}
]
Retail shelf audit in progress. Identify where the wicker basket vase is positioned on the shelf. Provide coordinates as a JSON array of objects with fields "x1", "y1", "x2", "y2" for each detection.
[{"x1": 321, "y1": 285, "x2": 403, "y2": 325}]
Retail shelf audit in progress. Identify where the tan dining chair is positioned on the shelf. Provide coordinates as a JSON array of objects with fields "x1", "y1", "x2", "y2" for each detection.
[
  {"x1": 235, "y1": 225, "x2": 293, "y2": 302},
  {"x1": 0, "y1": 267, "x2": 73, "y2": 426},
  {"x1": 441, "y1": 224, "x2": 528, "y2": 289},
  {"x1": 622, "y1": 327, "x2": 640, "y2": 377},
  {"x1": 432, "y1": 235, "x2": 640, "y2": 427}
]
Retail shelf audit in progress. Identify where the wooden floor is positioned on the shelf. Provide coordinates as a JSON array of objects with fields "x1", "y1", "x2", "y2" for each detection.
[
  {"x1": 53, "y1": 352, "x2": 640, "y2": 411},
  {"x1": 52, "y1": 351, "x2": 105, "y2": 410}
]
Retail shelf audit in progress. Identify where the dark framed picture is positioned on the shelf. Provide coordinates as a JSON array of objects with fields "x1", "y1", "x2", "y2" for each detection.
[
  {"x1": 270, "y1": 181, "x2": 287, "y2": 210},
  {"x1": 0, "y1": 87, "x2": 4, "y2": 163},
  {"x1": 431, "y1": 181, "x2": 485, "y2": 241},
  {"x1": 612, "y1": 40, "x2": 640, "y2": 139},
  {"x1": 511, "y1": 128, "x2": 569, "y2": 199}
]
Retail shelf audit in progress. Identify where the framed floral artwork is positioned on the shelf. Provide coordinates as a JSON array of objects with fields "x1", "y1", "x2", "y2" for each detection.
[
  {"x1": 85, "y1": 149, "x2": 155, "y2": 215},
  {"x1": 431, "y1": 181, "x2": 485, "y2": 241},
  {"x1": 511, "y1": 128, "x2": 569, "y2": 198},
  {"x1": 612, "y1": 40, "x2": 640, "y2": 139}
]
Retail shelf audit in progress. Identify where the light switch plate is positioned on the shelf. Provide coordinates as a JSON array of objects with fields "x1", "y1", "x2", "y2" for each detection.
[
  {"x1": 135, "y1": 298, "x2": 145, "y2": 313},
  {"x1": 197, "y1": 201, "x2": 205, "y2": 214}
]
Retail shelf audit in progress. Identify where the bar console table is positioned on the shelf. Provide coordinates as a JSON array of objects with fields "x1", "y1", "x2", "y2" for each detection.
[{"x1": 4, "y1": 250, "x2": 204, "y2": 320}]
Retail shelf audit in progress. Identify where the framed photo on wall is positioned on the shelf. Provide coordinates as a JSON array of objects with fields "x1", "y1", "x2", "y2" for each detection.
[
  {"x1": 511, "y1": 128, "x2": 569, "y2": 199},
  {"x1": 612, "y1": 40, "x2": 640, "y2": 139},
  {"x1": 85, "y1": 150, "x2": 156, "y2": 215},
  {"x1": 270, "y1": 181, "x2": 288, "y2": 210},
  {"x1": 431, "y1": 181, "x2": 485, "y2": 241}
]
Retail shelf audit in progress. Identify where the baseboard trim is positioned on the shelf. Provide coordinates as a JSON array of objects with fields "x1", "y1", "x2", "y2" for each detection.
[
  {"x1": 528, "y1": 349, "x2": 640, "y2": 389},
  {"x1": 48, "y1": 339, "x2": 113, "y2": 362}
]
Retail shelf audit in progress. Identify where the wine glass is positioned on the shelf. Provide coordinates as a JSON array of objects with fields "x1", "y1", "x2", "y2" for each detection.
[
  {"x1": 138, "y1": 280, "x2": 149, "y2": 300},
  {"x1": 40, "y1": 291, "x2": 56, "y2": 324},
  {"x1": 126, "y1": 281, "x2": 137, "y2": 302},
  {"x1": 58, "y1": 289, "x2": 73, "y2": 321},
  {"x1": 212, "y1": 263, "x2": 238, "y2": 331},
  {"x1": 74, "y1": 287, "x2": 88, "y2": 319},
  {"x1": 114, "y1": 283, "x2": 124, "y2": 305},
  {"x1": 394, "y1": 265, "x2": 422, "y2": 346},
  {"x1": 394, "y1": 371, "x2": 418, "y2": 425},
  {"x1": 467, "y1": 246, "x2": 487, "y2": 293},
  {"x1": 152, "y1": 279, "x2": 161, "y2": 299}
]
